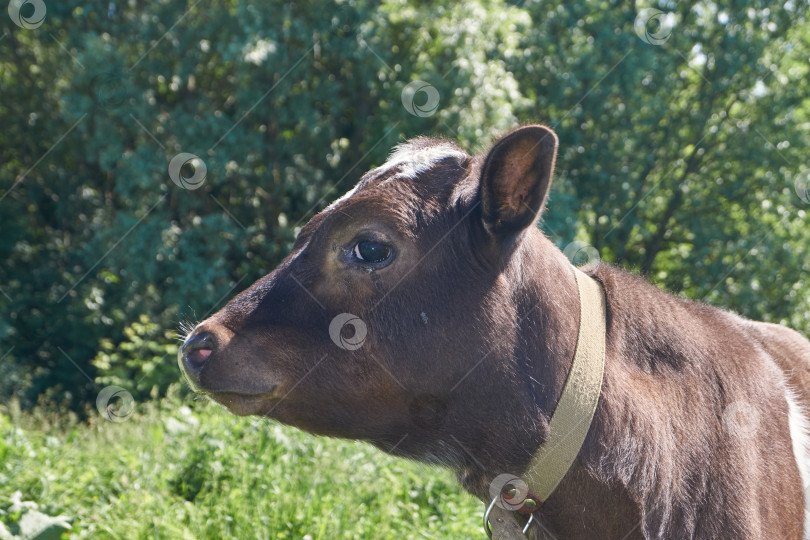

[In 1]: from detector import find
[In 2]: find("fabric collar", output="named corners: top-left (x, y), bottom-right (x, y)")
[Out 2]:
top-left (486, 267), bottom-right (607, 539)
top-left (521, 266), bottom-right (606, 505)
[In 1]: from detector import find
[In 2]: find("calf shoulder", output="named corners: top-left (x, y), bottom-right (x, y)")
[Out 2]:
top-left (574, 265), bottom-right (805, 539)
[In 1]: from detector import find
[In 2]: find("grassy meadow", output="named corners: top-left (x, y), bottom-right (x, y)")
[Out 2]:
top-left (0, 387), bottom-right (481, 539)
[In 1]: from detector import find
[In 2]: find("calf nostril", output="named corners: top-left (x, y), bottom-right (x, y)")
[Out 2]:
top-left (186, 347), bottom-right (212, 370)
top-left (181, 331), bottom-right (215, 373)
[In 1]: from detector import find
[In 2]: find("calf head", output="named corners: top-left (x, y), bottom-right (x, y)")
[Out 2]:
top-left (179, 126), bottom-right (570, 487)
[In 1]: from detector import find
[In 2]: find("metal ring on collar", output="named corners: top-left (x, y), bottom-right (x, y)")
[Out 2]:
top-left (483, 495), bottom-right (534, 538)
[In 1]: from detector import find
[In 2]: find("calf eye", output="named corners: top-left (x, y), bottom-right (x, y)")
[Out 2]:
top-left (353, 240), bottom-right (392, 264)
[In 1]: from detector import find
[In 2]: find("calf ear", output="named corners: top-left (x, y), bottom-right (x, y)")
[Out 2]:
top-left (479, 125), bottom-right (558, 235)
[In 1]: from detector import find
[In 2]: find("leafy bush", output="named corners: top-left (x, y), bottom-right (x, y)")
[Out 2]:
top-left (92, 314), bottom-right (183, 402)
top-left (0, 492), bottom-right (71, 540)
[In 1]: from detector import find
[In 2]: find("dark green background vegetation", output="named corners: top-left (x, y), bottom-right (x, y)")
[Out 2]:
top-left (4, 0), bottom-right (809, 411)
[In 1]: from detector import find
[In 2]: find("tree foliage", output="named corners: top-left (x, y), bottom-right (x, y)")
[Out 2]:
top-left (1, 0), bottom-right (808, 409)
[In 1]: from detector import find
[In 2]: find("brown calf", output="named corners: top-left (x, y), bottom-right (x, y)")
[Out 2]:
top-left (179, 125), bottom-right (810, 539)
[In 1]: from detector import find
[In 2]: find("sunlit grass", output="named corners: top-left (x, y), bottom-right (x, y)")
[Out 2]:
top-left (0, 388), bottom-right (481, 539)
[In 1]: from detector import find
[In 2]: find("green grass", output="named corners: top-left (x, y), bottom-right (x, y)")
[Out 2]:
top-left (0, 387), bottom-right (481, 539)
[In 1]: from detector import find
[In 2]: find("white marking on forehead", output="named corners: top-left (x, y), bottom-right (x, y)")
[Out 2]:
top-left (323, 183), bottom-right (360, 213)
top-left (376, 142), bottom-right (467, 180)
top-left (323, 141), bottom-right (467, 213)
